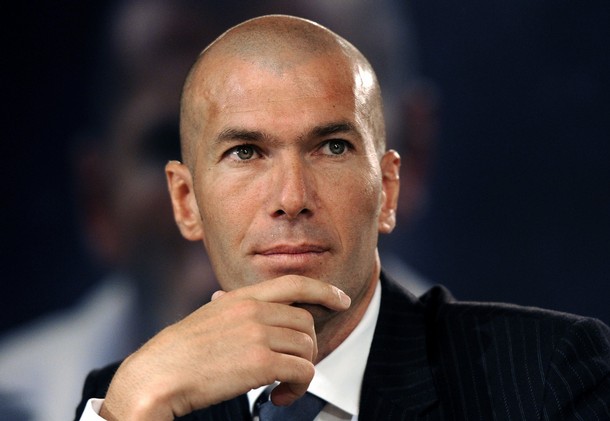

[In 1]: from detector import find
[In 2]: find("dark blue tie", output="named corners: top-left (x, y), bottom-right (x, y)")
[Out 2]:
top-left (254, 390), bottom-right (326, 421)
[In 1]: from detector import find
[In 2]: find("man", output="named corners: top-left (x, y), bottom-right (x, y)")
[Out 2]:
top-left (76, 15), bottom-right (610, 420)
top-left (2, 3), bottom-right (425, 421)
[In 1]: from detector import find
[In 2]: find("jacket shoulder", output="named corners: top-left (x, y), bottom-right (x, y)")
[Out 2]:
top-left (419, 285), bottom-right (610, 418)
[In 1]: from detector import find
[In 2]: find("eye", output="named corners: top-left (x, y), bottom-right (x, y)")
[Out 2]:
top-left (229, 144), bottom-right (259, 160)
top-left (321, 140), bottom-right (349, 155)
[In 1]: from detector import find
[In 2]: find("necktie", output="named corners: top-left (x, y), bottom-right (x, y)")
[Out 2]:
top-left (254, 390), bottom-right (326, 421)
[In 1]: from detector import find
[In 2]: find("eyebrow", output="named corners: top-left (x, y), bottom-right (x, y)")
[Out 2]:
top-left (310, 122), bottom-right (358, 138)
top-left (214, 121), bottom-right (359, 145)
top-left (215, 127), bottom-right (269, 143)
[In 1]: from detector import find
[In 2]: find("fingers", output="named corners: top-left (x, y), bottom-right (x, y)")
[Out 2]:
top-left (268, 355), bottom-right (315, 406)
top-left (99, 275), bottom-right (349, 416)
top-left (211, 275), bottom-right (348, 366)
top-left (266, 325), bottom-right (317, 361)
top-left (237, 275), bottom-right (351, 311)
top-left (226, 300), bottom-right (318, 362)
top-left (271, 382), bottom-right (310, 406)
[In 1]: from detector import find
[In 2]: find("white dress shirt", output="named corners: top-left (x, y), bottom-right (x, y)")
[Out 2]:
top-left (80, 281), bottom-right (381, 421)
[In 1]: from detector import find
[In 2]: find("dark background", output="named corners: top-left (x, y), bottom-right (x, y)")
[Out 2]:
top-left (2, 2), bottom-right (108, 332)
top-left (2, 0), bottom-right (609, 334)
top-left (400, 0), bottom-right (610, 322)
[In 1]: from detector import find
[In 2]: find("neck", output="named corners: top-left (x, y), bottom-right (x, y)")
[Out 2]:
top-left (314, 253), bottom-right (380, 363)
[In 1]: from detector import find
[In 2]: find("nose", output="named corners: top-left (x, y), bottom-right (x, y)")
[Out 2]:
top-left (270, 155), bottom-right (314, 219)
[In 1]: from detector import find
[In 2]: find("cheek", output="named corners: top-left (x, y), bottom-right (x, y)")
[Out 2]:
top-left (325, 165), bottom-right (382, 231)
top-left (197, 176), bottom-right (260, 260)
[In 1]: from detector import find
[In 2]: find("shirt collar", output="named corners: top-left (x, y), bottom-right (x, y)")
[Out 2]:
top-left (247, 279), bottom-right (381, 416)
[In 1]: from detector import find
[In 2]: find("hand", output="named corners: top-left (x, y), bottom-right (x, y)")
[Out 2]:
top-left (99, 275), bottom-right (351, 420)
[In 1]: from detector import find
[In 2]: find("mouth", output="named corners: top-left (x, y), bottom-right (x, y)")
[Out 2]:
top-left (259, 244), bottom-right (328, 255)
top-left (253, 244), bottom-right (330, 273)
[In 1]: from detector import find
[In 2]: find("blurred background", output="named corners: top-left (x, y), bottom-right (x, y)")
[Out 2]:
top-left (2, 0), bottom-right (609, 420)
top-left (396, 0), bottom-right (610, 319)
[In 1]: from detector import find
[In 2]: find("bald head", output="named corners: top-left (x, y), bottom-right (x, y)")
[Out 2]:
top-left (179, 15), bottom-right (385, 168)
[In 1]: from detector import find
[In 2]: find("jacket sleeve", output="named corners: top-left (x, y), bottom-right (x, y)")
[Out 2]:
top-left (73, 362), bottom-right (121, 421)
top-left (541, 317), bottom-right (610, 420)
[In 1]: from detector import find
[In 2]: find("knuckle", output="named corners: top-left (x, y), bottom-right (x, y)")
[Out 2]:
top-left (297, 360), bottom-right (315, 382)
top-left (248, 349), bottom-right (278, 386)
top-left (295, 332), bottom-right (315, 354)
top-left (246, 324), bottom-right (268, 344)
top-left (232, 298), bottom-right (260, 319)
top-left (249, 347), bottom-right (274, 371)
top-left (295, 307), bottom-right (315, 329)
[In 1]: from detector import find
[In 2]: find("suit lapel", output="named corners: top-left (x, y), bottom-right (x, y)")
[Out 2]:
top-left (359, 272), bottom-right (439, 420)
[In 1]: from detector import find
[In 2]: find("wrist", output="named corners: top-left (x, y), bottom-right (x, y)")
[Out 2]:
top-left (101, 355), bottom-right (178, 421)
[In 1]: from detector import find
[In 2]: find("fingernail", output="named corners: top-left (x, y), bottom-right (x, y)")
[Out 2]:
top-left (337, 288), bottom-right (351, 307)
top-left (211, 290), bottom-right (226, 301)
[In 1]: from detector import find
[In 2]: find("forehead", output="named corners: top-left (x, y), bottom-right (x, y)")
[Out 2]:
top-left (198, 53), bottom-right (360, 131)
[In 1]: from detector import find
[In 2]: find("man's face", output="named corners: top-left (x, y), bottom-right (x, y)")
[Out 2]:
top-left (182, 53), bottom-right (396, 312)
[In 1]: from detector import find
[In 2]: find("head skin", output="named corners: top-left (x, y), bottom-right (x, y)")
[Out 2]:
top-left (180, 14), bottom-right (386, 172)
top-left (166, 15), bottom-right (400, 357)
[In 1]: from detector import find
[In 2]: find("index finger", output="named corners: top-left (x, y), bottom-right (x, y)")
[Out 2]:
top-left (242, 275), bottom-right (351, 311)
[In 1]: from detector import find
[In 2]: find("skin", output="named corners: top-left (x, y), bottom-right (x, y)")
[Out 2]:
top-left (100, 15), bottom-right (400, 420)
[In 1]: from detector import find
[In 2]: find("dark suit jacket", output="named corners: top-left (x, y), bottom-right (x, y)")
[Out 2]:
top-left (75, 273), bottom-right (610, 420)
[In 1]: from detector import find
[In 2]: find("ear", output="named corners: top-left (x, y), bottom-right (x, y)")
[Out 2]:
top-left (165, 161), bottom-right (204, 241)
top-left (378, 150), bottom-right (401, 234)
